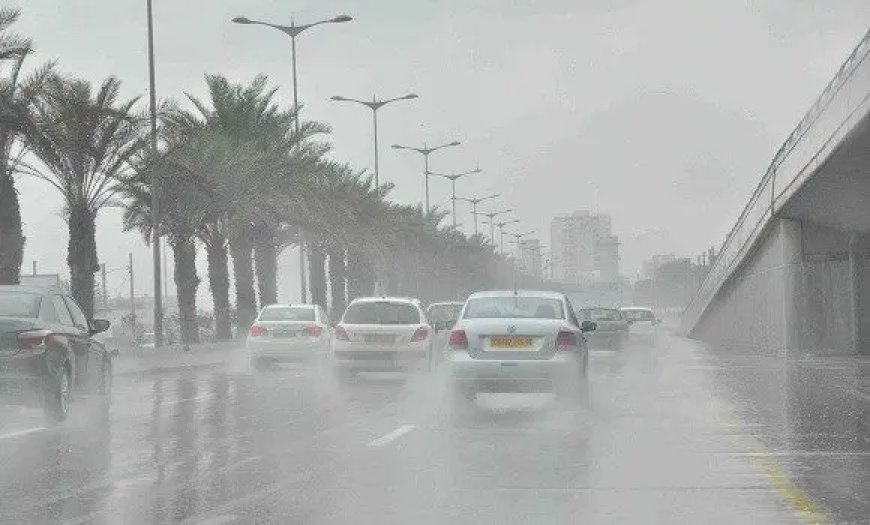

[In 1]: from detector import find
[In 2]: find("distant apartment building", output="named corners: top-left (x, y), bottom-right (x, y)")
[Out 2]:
top-left (641, 253), bottom-right (676, 280)
top-left (518, 238), bottom-right (543, 278)
top-left (549, 210), bottom-right (620, 283)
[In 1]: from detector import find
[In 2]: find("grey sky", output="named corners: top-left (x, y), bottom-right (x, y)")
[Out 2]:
top-left (9, 0), bottom-right (870, 304)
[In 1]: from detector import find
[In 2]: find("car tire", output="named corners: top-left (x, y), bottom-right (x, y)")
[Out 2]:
top-left (44, 368), bottom-right (71, 424)
top-left (555, 376), bottom-right (589, 409)
top-left (450, 383), bottom-right (476, 416)
top-left (332, 365), bottom-right (354, 383)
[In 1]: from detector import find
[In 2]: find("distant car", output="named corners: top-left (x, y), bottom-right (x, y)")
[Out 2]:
top-left (445, 290), bottom-right (594, 410)
top-left (331, 297), bottom-right (432, 375)
top-left (0, 285), bottom-right (113, 423)
top-left (427, 301), bottom-right (464, 363)
top-left (247, 304), bottom-right (331, 367)
top-left (427, 301), bottom-right (464, 332)
top-left (576, 307), bottom-right (629, 349)
top-left (620, 306), bottom-right (660, 343)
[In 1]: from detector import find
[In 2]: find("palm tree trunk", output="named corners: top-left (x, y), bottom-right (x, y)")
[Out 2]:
top-left (308, 241), bottom-right (327, 310)
top-left (229, 231), bottom-right (256, 337)
top-left (346, 250), bottom-right (375, 301)
top-left (0, 135), bottom-right (25, 285)
top-left (67, 202), bottom-right (98, 318)
top-left (328, 246), bottom-right (346, 321)
top-left (172, 236), bottom-right (200, 344)
top-left (205, 237), bottom-right (232, 341)
top-left (254, 225), bottom-right (278, 307)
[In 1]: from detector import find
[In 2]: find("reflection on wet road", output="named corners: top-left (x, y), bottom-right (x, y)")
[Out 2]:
top-left (0, 336), bottom-right (866, 524)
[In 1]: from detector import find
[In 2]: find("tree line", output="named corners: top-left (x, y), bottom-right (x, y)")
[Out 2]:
top-left (0, 8), bottom-right (527, 342)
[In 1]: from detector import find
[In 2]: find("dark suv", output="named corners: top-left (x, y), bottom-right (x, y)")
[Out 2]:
top-left (0, 285), bottom-right (113, 423)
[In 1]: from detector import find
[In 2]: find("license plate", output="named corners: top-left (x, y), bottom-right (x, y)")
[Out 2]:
top-left (489, 336), bottom-right (533, 348)
top-left (364, 334), bottom-right (394, 344)
top-left (271, 331), bottom-right (297, 339)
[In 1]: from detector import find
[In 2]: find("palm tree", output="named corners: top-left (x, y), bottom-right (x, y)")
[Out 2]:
top-left (120, 131), bottom-right (228, 344)
top-left (0, 8), bottom-right (53, 284)
top-left (25, 76), bottom-right (145, 317)
top-left (180, 74), bottom-right (328, 335)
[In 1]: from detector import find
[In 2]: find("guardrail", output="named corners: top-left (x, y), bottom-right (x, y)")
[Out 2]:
top-left (683, 27), bottom-right (870, 333)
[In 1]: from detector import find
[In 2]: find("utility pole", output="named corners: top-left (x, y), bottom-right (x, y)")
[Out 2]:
top-left (101, 263), bottom-right (107, 309)
top-left (163, 237), bottom-right (168, 298)
top-left (31, 261), bottom-right (36, 275)
top-left (146, 0), bottom-right (163, 347)
top-left (129, 253), bottom-right (136, 344)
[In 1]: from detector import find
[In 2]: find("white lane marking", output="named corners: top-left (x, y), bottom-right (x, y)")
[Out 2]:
top-left (367, 424), bottom-right (417, 447)
top-left (0, 426), bottom-right (46, 440)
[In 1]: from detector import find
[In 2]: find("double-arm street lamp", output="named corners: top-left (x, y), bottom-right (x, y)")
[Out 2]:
top-left (331, 93), bottom-right (419, 189)
top-left (232, 12), bottom-right (352, 304)
top-left (391, 141), bottom-right (461, 213)
top-left (476, 208), bottom-right (512, 244)
top-left (427, 168), bottom-right (482, 228)
top-left (454, 193), bottom-right (499, 236)
top-left (509, 230), bottom-right (535, 259)
top-left (491, 218), bottom-right (520, 254)
top-left (146, 0), bottom-right (163, 346)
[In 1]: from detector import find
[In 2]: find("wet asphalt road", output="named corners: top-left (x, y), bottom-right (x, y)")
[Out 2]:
top-left (0, 335), bottom-right (867, 524)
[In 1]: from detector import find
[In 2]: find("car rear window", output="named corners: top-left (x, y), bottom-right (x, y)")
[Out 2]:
top-left (343, 302), bottom-right (420, 325)
top-left (428, 304), bottom-right (463, 321)
top-left (463, 297), bottom-right (564, 319)
top-left (0, 291), bottom-right (42, 318)
top-left (622, 309), bottom-right (655, 322)
top-left (259, 307), bottom-right (315, 322)
top-left (578, 308), bottom-right (624, 322)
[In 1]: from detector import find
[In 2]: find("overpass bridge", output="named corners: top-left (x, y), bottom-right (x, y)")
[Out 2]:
top-left (683, 28), bottom-right (870, 355)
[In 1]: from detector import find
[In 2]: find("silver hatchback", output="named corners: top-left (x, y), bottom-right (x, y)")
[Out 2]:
top-left (445, 290), bottom-right (595, 409)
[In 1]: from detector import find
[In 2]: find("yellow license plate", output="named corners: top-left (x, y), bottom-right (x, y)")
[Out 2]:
top-left (489, 336), bottom-right (533, 348)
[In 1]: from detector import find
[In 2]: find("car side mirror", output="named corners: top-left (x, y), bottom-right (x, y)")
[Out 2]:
top-left (581, 320), bottom-right (596, 333)
top-left (89, 319), bottom-right (110, 335)
top-left (626, 319), bottom-right (634, 325)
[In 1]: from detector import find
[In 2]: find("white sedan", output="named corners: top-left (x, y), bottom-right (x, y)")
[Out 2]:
top-left (620, 306), bottom-right (661, 343)
top-left (445, 290), bottom-right (594, 410)
top-left (331, 297), bottom-right (432, 375)
top-left (246, 304), bottom-right (331, 367)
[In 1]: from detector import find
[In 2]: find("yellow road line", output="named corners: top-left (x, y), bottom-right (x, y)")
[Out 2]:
top-left (723, 420), bottom-right (828, 525)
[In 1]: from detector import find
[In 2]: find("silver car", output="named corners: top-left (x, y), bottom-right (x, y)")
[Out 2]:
top-left (247, 304), bottom-right (331, 367)
top-left (445, 290), bottom-right (595, 409)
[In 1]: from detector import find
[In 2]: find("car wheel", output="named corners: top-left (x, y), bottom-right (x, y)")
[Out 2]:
top-left (450, 383), bottom-right (476, 413)
top-left (44, 368), bottom-right (71, 424)
top-left (555, 377), bottom-right (589, 409)
top-left (332, 365), bottom-right (354, 382)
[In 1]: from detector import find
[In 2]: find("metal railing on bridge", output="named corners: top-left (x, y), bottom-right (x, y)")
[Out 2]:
top-left (683, 27), bottom-right (870, 333)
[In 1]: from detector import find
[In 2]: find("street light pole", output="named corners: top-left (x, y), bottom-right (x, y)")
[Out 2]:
top-left (391, 141), bottom-right (461, 213)
top-left (427, 168), bottom-right (482, 228)
top-left (454, 193), bottom-right (499, 236)
top-left (482, 209), bottom-right (512, 244)
top-left (331, 93), bottom-right (419, 188)
top-left (232, 13), bottom-right (352, 305)
top-left (494, 219), bottom-right (520, 255)
top-left (146, 0), bottom-right (163, 347)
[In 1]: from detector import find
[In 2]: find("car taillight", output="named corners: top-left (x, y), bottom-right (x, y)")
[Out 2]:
top-left (249, 325), bottom-right (267, 337)
top-left (335, 325), bottom-right (350, 341)
top-left (18, 330), bottom-right (53, 350)
top-left (448, 329), bottom-right (468, 349)
top-left (410, 326), bottom-right (429, 342)
top-left (303, 325), bottom-right (323, 337)
top-left (556, 330), bottom-right (577, 348)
